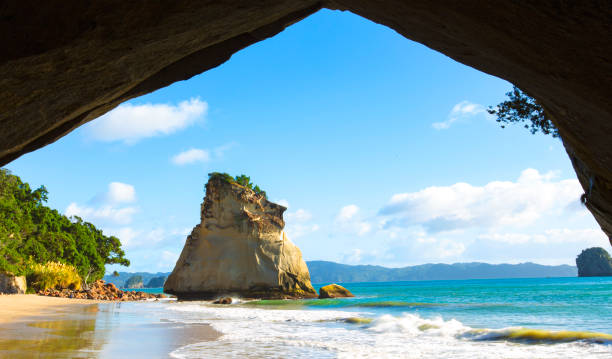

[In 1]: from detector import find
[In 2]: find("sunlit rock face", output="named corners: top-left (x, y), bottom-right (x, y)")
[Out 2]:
top-left (164, 174), bottom-right (316, 300)
top-left (1, 1), bottom-right (612, 243)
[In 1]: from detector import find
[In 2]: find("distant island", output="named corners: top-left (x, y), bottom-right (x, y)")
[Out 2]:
top-left (105, 260), bottom-right (577, 287)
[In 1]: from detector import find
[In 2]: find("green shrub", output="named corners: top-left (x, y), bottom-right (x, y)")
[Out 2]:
top-left (27, 261), bottom-right (82, 291)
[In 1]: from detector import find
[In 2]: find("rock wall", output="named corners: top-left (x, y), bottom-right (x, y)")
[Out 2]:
top-left (164, 174), bottom-right (316, 299)
top-left (2, 2), bottom-right (612, 243)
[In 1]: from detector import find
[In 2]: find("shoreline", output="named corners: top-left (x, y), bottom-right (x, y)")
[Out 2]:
top-left (0, 294), bottom-right (221, 358)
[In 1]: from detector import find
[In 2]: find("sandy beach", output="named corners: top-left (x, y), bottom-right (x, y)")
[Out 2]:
top-left (0, 295), bottom-right (220, 358)
top-left (0, 294), bottom-right (102, 323)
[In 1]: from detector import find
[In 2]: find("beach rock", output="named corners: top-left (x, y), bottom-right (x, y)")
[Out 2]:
top-left (0, 273), bottom-right (26, 294)
top-left (164, 173), bottom-right (317, 300)
top-left (318, 284), bottom-right (354, 299)
top-left (576, 247), bottom-right (612, 277)
top-left (213, 297), bottom-right (233, 305)
top-left (37, 279), bottom-right (164, 301)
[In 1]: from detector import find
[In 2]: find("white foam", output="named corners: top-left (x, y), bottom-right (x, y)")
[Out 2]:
top-left (163, 302), bottom-right (612, 359)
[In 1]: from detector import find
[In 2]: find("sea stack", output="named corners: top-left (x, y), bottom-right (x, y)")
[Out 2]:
top-left (576, 247), bottom-right (612, 277)
top-left (164, 173), bottom-right (317, 300)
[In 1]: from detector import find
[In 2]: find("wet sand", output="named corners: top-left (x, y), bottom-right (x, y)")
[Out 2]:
top-left (0, 295), bottom-right (220, 358)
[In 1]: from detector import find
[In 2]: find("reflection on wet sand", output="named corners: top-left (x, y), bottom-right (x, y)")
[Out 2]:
top-left (0, 304), bottom-right (104, 358)
top-left (0, 302), bottom-right (219, 358)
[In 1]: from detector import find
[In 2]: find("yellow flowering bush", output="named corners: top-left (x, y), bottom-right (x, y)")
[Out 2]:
top-left (27, 261), bottom-right (82, 291)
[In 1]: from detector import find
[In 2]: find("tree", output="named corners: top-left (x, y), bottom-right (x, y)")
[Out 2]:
top-left (234, 174), bottom-right (253, 189)
top-left (112, 271), bottom-right (119, 277)
top-left (488, 86), bottom-right (559, 138)
top-left (0, 168), bottom-right (130, 282)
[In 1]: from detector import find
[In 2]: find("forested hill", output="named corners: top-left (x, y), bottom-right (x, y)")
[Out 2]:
top-left (110, 261), bottom-right (577, 288)
top-left (0, 169), bottom-right (129, 283)
top-left (306, 261), bottom-right (577, 283)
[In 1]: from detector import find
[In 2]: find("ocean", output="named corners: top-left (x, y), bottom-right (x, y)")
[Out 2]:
top-left (141, 277), bottom-right (612, 358)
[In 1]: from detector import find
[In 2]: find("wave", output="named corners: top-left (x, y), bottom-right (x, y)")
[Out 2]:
top-left (466, 328), bottom-right (612, 344)
top-left (165, 302), bottom-right (612, 359)
top-left (366, 313), bottom-right (612, 345)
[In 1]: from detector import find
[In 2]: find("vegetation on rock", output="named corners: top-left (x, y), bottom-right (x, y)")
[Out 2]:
top-left (488, 86), bottom-right (559, 137)
top-left (208, 172), bottom-right (267, 199)
top-left (0, 168), bottom-right (130, 286)
top-left (576, 247), bottom-right (612, 277)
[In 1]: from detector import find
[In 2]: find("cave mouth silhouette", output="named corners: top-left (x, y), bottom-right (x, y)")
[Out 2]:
top-left (1, 2), bottom-right (611, 242)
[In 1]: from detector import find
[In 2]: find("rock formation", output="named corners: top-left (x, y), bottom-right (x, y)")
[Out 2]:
top-left (318, 284), bottom-right (354, 299)
top-left (38, 280), bottom-right (165, 301)
top-left (164, 174), bottom-right (317, 300)
top-left (0, 273), bottom-right (26, 294)
top-left (2, 2), bottom-right (612, 244)
top-left (576, 247), bottom-right (612, 277)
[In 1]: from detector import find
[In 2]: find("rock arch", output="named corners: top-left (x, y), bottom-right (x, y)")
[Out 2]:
top-left (1, 1), bottom-right (611, 239)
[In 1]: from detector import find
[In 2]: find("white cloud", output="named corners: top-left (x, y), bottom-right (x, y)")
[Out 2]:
top-left (276, 199), bottom-right (290, 208)
top-left (171, 142), bottom-right (237, 166)
top-left (87, 97), bottom-right (207, 144)
top-left (285, 209), bottom-right (312, 222)
top-left (65, 182), bottom-right (138, 225)
top-left (66, 202), bottom-right (137, 225)
top-left (336, 205), bottom-right (360, 222)
top-left (284, 208), bottom-right (318, 239)
top-left (335, 204), bottom-right (372, 237)
top-left (160, 250), bottom-right (180, 269)
top-left (171, 148), bottom-right (210, 165)
top-left (478, 228), bottom-right (605, 246)
top-left (106, 182), bottom-right (136, 204)
top-left (107, 227), bottom-right (140, 247)
top-left (432, 100), bottom-right (491, 130)
top-left (380, 168), bottom-right (584, 232)
top-left (213, 142), bottom-right (238, 159)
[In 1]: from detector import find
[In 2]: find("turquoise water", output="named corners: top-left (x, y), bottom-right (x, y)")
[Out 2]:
top-left (105, 278), bottom-right (612, 357)
top-left (124, 287), bottom-right (164, 295)
top-left (164, 276), bottom-right (612, 358)
top-left (300, 277), bottom-right (612, 333)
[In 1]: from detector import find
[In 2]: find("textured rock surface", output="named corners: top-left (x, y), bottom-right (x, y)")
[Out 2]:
top-left (37, 280), bottom-right (165, 301)
top-left (0, 273), bottom-right (26, 294)
top-left (1, 2), bottom-right (612, 243)
top-left (576, 247), bottom-right (612, 277)
top-left (164, 174), bottom-right (316, 299)
top-left (318, 284), bottom-right (354, 299)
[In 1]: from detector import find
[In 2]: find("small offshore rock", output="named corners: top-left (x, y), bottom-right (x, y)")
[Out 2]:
top-left (318, 284), bottom-right (354, 299)
top-left (576, 247), bottom-right (612, 276)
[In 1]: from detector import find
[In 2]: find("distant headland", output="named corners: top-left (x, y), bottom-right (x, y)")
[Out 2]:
top-left (105, 260), bottom-right (577, 287)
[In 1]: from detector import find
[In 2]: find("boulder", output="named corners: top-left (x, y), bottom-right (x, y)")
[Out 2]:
top-left (213, 297), bottom-right (233, 305)
top-left (164, 173), bottom-right (317, 300)
top-left (576, 247), bottom-right (612, 277)
top-left (0, 273), bottom-right (26, 294)
top-left (318, 284), bottom-right (354, 299)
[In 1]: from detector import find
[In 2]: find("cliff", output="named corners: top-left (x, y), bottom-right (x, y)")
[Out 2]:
top-left (576, 247), bottom-right (612, 277)
top-left (164, 174), bottom-right (316, 299)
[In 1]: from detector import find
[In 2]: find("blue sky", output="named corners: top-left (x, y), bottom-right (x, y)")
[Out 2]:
top-left (6, 10), bottom-right (606, 272)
